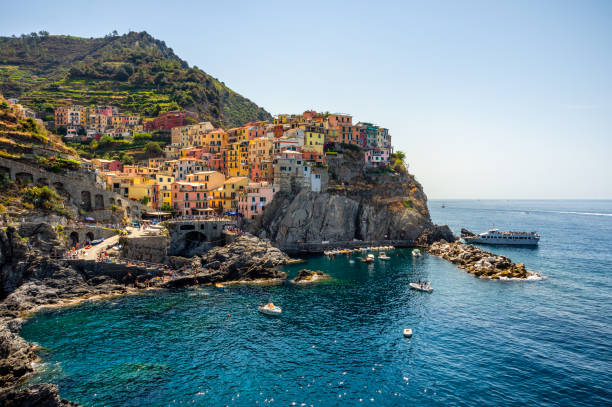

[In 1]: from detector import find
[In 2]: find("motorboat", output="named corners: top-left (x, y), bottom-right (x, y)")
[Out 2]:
top-left (362, 254), bottom-right (375, 263)
top-left (403, 328), bottom-right (413, 338)
top-left (412, 249), bottom-right (422, 257)
top-left (258, 303), bottom-right (282, 315)
top-left (461, 228), bottom-right (539, 246)
top-left (378, 253), bottom-right (390, 260)
top-left (214, 283), bottom-right (226, 291)
top-left (410, 282), bottom-right (433, 293)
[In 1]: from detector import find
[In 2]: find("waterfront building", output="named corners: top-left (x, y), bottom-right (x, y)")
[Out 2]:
top-left (237, 182), bottom-right (278, 219)
top-left (171, 181), bottom-right (210, 216)
top-left (220, 176), bottom-right (249, 210)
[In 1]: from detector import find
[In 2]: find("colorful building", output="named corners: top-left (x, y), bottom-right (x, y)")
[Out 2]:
top-left (185, 171), bottom-right (225, 190)
top-left (237, 182), bottom-right (278, 219)
top-left (365, 148), bottom-right (391, 167)
top-left (171, 182), bottom-right (210, 216)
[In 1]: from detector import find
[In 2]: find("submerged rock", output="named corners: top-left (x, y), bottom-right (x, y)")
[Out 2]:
top-left (291, 269), bottom-right (331, 284)
top-left (428, 241), bottom-right (540, 280)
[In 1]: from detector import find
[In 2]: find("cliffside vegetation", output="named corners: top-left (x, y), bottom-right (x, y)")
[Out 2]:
top-left (0, 31), bottom-right (271, 127)
top-left (0, 94), bottom-right (76, 158)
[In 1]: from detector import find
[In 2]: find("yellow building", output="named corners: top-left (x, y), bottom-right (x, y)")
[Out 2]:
top-left (156, 173), bottom-right (175, 208)
top-left (185, 171), bottom-right (225, 190)
top-left (202, 129), bottom-right (227, 153)
top-left (128, 180), bottom-right (156, 208)
top-left (304, 124), bottom-right (325, 154)
top-left (220, 177), bottom-right (249, 210)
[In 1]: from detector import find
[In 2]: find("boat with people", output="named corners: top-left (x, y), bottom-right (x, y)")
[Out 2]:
top-left (403, 328), bottom-right (413, 338)
top-left (258, 302), bottom-right (282, 316)
top-left (362, 254), bottom-right (375, 263)
top-left (410, 282), bottom-right (433, 293)
top-left (378, 253), bottom-right (390, 260)
top-left (412, 248), bottom-right (422, 257)
top-left (461, 228), bottom-right (540, 246)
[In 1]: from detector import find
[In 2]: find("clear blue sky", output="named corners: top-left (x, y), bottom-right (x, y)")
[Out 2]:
top-left (2, 0), bottom-right (611, 199)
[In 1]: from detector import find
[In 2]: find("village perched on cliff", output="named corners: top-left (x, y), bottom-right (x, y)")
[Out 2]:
top-left (49, 104), bottom-right (395, 218)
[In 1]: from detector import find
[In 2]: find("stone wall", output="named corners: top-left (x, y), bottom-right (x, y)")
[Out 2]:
top-left (0, 157), bottom-right (148, 221)
top-left (120, 235), bottom-right (169, 263)
top-left (63, 225), bottom-right (118, 246)
top-left (167, 219), bottom-right (236, 256)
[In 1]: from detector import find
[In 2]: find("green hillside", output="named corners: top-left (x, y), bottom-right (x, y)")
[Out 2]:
top-left (0, 31), bottom-right (271, 128)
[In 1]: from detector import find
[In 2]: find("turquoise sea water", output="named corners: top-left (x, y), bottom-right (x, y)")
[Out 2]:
top-left (21, 200), bottom-right (612, 406)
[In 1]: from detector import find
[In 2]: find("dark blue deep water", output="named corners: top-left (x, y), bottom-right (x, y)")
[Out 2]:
top-left (21, 200), bottom-right (612, 406)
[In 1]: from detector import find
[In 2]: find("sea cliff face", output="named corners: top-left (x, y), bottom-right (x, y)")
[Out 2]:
top-left (251, 149), bottom-right (454, 245)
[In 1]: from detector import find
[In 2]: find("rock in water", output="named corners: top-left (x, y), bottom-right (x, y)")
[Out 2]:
top-left (0, 383), bottom-right (77, 407)
top-left (199, 234), bottom-right (289, 282)
top-left (291, 269), bottom-right (331, 284)
top-left (428, 241), bottom-right (540, 280)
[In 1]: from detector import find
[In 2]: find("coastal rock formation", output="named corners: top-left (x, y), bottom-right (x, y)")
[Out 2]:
top-left (251, 148), bottom-right (455, 246)
top-left (291, 269), bottom-right (331, 284)
top-left (428, 241), bottom-right (540, 280)
top-left (199, 234), bottom-right (289, 282)
top-left (0, 383), bottom-right (76, 406)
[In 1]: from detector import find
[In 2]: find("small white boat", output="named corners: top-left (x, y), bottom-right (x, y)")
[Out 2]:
top-left (412, 249), bottom-right (422, 257)
top-left (409, 282), bottom-right (433, 293)
top-left (362, 254), bottom-right (375, 263)
top-left (378, 253), bottom-right (390, 260)
top-left (403, 328), bottom-right (413, 338)
top-left (258, 303), bottom-right (282, 315)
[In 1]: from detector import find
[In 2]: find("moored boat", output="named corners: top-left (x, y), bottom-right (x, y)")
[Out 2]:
top-left (410, 282), bottom-right (433, 293)
top-left (215, 283), bottom-right (226, 291)
top-left (362, 254), bottom-right (375, 263)
top-left (379, 253), bottom-right (390, 260)
top-left (412, 248), bottom-right (422, 257)
top-left (461, 228), bottom-right (540, 246)
top-left (258, 302), bottom-right (282, 315)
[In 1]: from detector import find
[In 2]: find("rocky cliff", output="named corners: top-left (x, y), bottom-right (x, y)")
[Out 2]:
top-left (251, 148), bottom-right (454, 245)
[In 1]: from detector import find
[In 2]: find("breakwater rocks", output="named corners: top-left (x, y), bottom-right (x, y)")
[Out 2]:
top-left (291, 269), bottom-right (331, 284)
top-left (428, 241), bottom-right (541, 280)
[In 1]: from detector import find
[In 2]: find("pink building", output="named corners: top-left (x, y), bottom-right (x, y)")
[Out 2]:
top-left (172, 182), bottom-right (210, 216)
top-left (364, 148), bottom-right (391, 167)
top-left (237, 182), bottom-right (278, 220)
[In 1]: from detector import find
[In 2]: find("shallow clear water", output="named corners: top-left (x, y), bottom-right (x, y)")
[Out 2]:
top-left (21, 200), bottom-right (612, 406)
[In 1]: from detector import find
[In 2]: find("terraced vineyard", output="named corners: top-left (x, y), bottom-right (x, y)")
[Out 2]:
top-left (0, 32), bottom-right (271, 128)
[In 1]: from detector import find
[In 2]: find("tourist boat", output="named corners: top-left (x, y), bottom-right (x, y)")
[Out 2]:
top-left (461, 229), bottom-right (540, 246)
top-left (412, 249), bottom-right (422, 257)
top-left (258, 303), bottom-right (282, 316)
top-left (403, 328), bottom-right (413, 338)
top-left (378, 253), bottom-right (390, 260)
top-left (410, 282), bottom-right (433, 293)
top-left (362, 254), bottom-right (375, 263)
